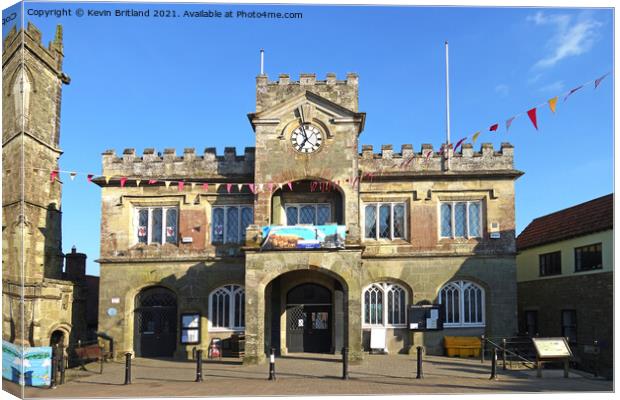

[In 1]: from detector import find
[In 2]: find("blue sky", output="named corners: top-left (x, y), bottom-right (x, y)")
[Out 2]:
top-left (2, 2), bottom-right (614, 276)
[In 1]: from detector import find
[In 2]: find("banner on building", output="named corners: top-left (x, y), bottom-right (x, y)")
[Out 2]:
top-left (261, 225), bottom-right (346, 250)
top-left (2, 341), bottom-right (52, 387)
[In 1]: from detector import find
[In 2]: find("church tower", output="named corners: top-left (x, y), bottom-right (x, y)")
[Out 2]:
top-left (2, 22), bottom-right (72, 345)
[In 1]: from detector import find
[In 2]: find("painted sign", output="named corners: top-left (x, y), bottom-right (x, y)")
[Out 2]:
top-left (532, 337), bottom-right (573, 359)
top-left (2, 341), bottom-right (52, 387)
top-left (261, 225), bottom-right (346, 250)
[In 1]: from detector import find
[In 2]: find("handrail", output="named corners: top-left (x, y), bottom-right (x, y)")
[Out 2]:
top-left (482, 336), bottom-right (536, 368)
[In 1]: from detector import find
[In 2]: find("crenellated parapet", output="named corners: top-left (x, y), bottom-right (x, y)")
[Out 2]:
top-left (2, 23), bottom-right (67, 76)
top-left (359, 142), bottom-right (515, 174)
top-left (256, 72), bottom-right (359, 112)
top-left (101, 147), bottom-right (255, 179)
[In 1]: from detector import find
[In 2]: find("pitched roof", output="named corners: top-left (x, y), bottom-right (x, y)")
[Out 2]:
top-left (517, 194), bottom-right (614, 251)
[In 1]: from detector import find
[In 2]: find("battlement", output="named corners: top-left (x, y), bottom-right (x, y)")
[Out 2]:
top-left (359, 142), bottom-right (515, 173)
top-left (256, 73), bottom-right (359, 112)
top-left (101, 147), bottom-right (255, 179)
top-left (2, 23), bottom-right (65, 72)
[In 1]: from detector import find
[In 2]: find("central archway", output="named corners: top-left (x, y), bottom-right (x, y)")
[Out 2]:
top-left (134, 286), bottom-right (177, 358)
top-left (286, 283), bottom-right (332, 353)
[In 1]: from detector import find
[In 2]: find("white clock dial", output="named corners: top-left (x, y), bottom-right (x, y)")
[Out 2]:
top-left (291, 124), bottom-right (323, 153)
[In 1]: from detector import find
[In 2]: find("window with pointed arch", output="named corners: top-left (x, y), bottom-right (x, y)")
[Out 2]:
top-left (439, 281), bottom-right (485, 327)
top-left (362, 282), bottom-right (407, 328)
top-left (208, 285), bottom-right (245, 331)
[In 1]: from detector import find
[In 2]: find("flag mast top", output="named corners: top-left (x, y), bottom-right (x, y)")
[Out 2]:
top-left (445, 41), bottom-right (451, 170)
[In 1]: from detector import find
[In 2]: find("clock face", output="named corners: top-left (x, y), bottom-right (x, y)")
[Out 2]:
top-left (291, 124), bottom-right (323, 153)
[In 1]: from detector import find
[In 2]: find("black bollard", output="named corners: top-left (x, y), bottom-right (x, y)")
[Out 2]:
top-left (416, 346), bottom-right (424, 379)
top-left (59, 345), bottom-right (66, 385)
top-left (124, 352), bottom-right (132, 385)
top-left (502, 338), bottom-right (507, 370)
top-left (480, 335), bottom-right (485, 363)
top-left (342, 347), bottom-right (349, 380)
top-left (489, 348), bottom-right (498, 380)
top-left (593, 340), bottom-right (599, 378)
top-left (195, 349), bottom-right (203, 382)
top-left (268, 347), bottom-right (276, 381)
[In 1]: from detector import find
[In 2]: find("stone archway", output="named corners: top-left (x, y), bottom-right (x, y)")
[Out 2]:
top-left (133, 286), bottom-right (178, 358)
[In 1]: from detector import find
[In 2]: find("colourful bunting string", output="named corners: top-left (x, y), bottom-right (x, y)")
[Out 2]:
top-left (202, 183), bottom-right (209, 191)
top-left (136, 179), bottom-right (141, 187)
top-left (287, 182), bottom-right (293, 191)
top-left (105, 176), bottom-right (111, 184)
top-left (50, 170), bottom-right (58, 182)
top-left (148, 179), bottom-right (157, 185)
top-left (87, 174), bottom-right (94, 183)
top-left (237, 184), bottom-right (243, 192)
top-left (527, 108), bottom-right (538, 130)
top-left (164, 181), bottom-right (171, 188)
top-left (564, 85), bottom-right (583, 102)
top-left (594, 73), bottom-right (609, 89)
top-left (69, 172), bottom-right (77, 181)
top-left (505, 117), bottom-right (515, 132)
top-left (178, 181), bottom-right (184, 191)
top-left (472, 131), bottom-right (481, 144)
top-left (226, 183), bottom-right (232, 193)
top-left (120, 177), bottom-right (127, 187)
top-left (454, 137), bottom-right (467, 151)
top-left (489, 124), bottom-right (498, 132)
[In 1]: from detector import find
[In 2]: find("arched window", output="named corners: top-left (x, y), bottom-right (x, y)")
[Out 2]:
top-left (13, 68), bottom-right (31, 123)
top-left (439, 281), bottom-right (485, 327)
top-left (363, 282), bottom-right (407, 327)
top-left (209, 285), bottom-right (245, 330)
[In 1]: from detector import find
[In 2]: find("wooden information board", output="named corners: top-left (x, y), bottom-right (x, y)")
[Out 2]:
top-left (532, 337), bottom-right (573, 359)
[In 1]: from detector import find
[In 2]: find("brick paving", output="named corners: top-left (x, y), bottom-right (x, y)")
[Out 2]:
top-left (2, 353), bottom-right (612, 398)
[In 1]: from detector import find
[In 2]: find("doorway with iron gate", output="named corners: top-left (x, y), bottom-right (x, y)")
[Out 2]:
top-left (134, 286), bottom-right (177, 358)
top-left (286, 283), bottom-right (333, 353)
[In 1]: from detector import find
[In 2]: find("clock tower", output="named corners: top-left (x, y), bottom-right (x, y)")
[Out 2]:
top-left (248, 72), bottom-right (366, 242)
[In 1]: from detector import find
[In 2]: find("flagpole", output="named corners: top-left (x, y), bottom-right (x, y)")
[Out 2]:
top-left (445, 41), bottom-right (451, 170)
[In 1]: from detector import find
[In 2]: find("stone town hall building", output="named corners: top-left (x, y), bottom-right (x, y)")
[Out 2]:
top-left (95, 66), bottom-right (523, 362)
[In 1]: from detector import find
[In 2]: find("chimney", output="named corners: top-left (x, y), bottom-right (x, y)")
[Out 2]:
top-left (65, 246), bottom-right (87, 282)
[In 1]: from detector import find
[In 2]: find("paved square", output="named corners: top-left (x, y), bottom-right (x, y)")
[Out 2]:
top-left (3, 354), bottom-right (612, 398)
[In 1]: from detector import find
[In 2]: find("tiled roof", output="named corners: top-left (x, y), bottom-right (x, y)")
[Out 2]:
top-left (517, 194), bottom-right (613, 251)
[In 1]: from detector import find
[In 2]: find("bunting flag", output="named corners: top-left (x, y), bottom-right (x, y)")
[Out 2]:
top-left (50, 170), bottom-right (58, 182)
top-left (454, 137), bottom-right (467, 151)
top-left (287, 182), bottom-right (293, 191)
top-left (548, 97), bottom-right (558, 113)
top-left (237, 183), bottom-right (243, 192)
top-left (226, 183), bottom-right (232, 193)
top-left (120, 177), bottom-right (127, 187)
top-left (258, 183), bottom-right (264, 192)
top-left (472, 131), bottom-right (481, 144)
top-left (424, 150), bottom-right (432, 161)
top-left (69, 172), bottom-right (77, 181)
top-left (148, 179), bottom-right (157, 185)
top-left (564, 85), bottom-right (583, 102)
top-left (249, 184), bottom-right (255, 194)
top-left (215, 184), bottom-right (220, 191)
top-left (190, 182), bottom-right (196, 190)
top-left (178, 181), bottom-right (184, 191)
top-left (505, 117), bottom-right (515, 132)
top-left (268, 183), bottom-right (274, 192)
top-left (87, 174), bottom-right (94, 183)
top-left (164, 181), bottom-right (171, 188)
top-left (594, 73), bottom-right (609, 89)
top-left (202, 183), bottom-right (209, 191)
top-left (489, 124), bottom-right (498, 132)
top-left (136, 179), bottom-right (141, 187)
top-left (105, 176), bottom-right (111, 184)
top-left (527, 108), bottom-right (538, 130)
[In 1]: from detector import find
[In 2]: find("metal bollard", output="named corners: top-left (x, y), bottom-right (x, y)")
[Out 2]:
top-left (124, 352), bottom-right (132, 385)
top-left (416, 346), bottom-right (424, 379)
top-left (593, 340), bottom-right (599, 378)
top-left (480, 335), bottom-right (485, 363)
top-left (59, 345), bottom-right (66, 385)
top-left (342, 347), bottom-right (349, 380)
top-left (195, 349), bottom-right (203, 382)
top-left (502, 338), bottom-right (507, 370)
top-left (489, 348), bottom-right (498, 380)
top-left (268, 347), bottom-right (276, 381)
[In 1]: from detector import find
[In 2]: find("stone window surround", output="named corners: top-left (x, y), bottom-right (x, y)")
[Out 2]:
top-left (439, 280), bottom-right (486, 328)
top-left (361, 282), bottom-right (408, 329)
top-left (208, 284), bottom-right (245, 332)
top-left (284, 202), bottom-right (332, 225)
top-left (132, 202), bottom-right (180, 245)
top-left (437, 197), bottom-right (485, 240)
top-left (211, 205), bottom-right (254, 245)
top-left (361, 197), bottom-right (409, 242)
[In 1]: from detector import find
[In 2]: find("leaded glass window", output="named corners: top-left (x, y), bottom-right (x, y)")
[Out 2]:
top-left (212, 206), bottom-right (254, 244)
top-left (284, 203), bottom-right (331, 225)
top-left (439, 281), bottom-right (485, 327)
top-left (440, 201), bottom-right (483, 238)
top-left (364, 203), bottom-right (407, 240)
top-left (363, 282), bottom-right (408, 327)
top-left (209, 285), bottom-right (245, 330)
top-left (135, 206), bottom-right (178, 245)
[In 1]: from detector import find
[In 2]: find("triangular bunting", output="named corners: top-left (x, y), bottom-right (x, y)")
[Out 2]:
top-left (120, 177), bottom-right (127, 188)
top-left (178, 181), bottom-right (184, 191)
top-left (564, 85), bottom-right (583, 102)
top-left (164, 181), bottom-right (171, 188)
top-left (50, 170), bottom-right (58, 182)
top-left (472, 132), bottom-right (481, 144)
top-left (268, 183), bottom-right (274, 192)
top-left (527, 108), bottom-right (538, 130)
top-left (594, 73), bottom-right (609, 89)
top-left (69, 172), bottom-right (77, 181)
top-left (548, 97), bottom-right (558, 113)
top-left (287, 182), bottom-right (293, 191)
top-left (489, 124), bottom-right (498, 132)
top-left (202, 183), bottom-right (209, 191)
top-left (105, 176), bottom-right (111, 184)
top-left (226, 183), bottom-right (232, 193)
top-left (258, 183), bottom-right (264, 192)
top-left (506, 117), bottom-right (515, 132)
top-left (237, 184), bottom-right (243, 192)
top-left (87, 174), bottom-right (94, 183)
top-left (136, 179), bottom-right (141, 187)
top-left (454, 137), bottom-right (467, 151)
top-left (148, 179), bottom-right (157, 185)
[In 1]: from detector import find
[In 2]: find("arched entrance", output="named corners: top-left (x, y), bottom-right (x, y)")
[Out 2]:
top-left (134, 286), bottom-right (177, 357)
top-left (286, 283), bottom-right (332, 353)
top-left (49, 330), bottom-right (65, 347)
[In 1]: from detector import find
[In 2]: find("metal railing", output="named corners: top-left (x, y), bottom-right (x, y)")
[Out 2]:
top-left (480, 335), bottom-right (537, 370)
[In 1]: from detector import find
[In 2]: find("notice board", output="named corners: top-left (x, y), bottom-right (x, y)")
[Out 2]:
top-left (408, 305), bottom-right (444, 331)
